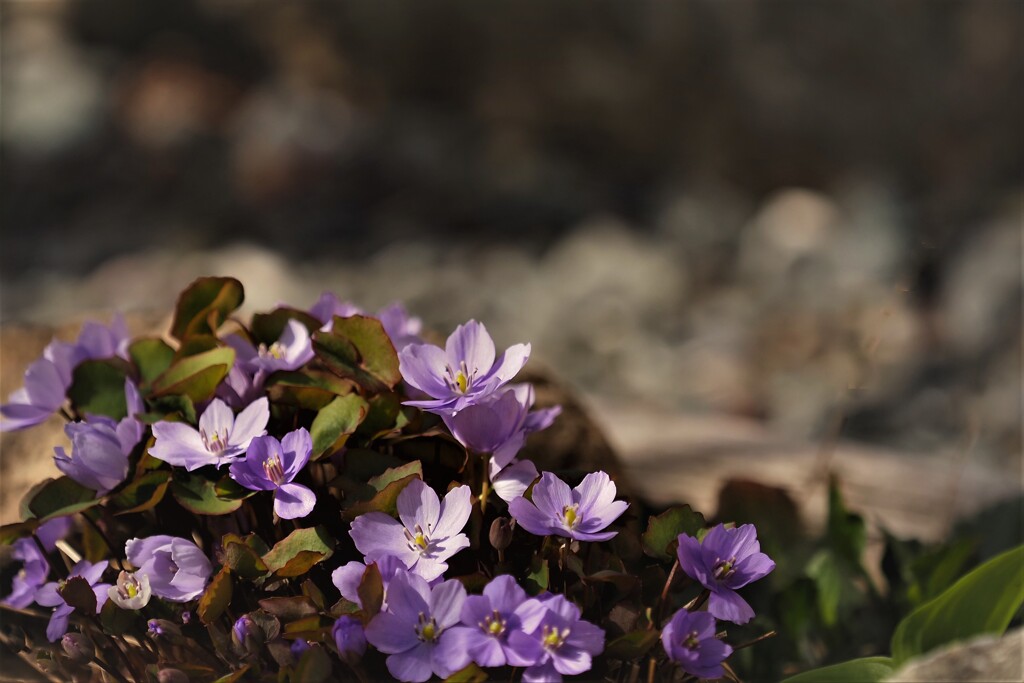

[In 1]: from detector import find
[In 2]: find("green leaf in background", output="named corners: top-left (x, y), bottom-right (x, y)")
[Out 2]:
top-left (890, 544), bottom-right (1024, 665)
top-left (604, 630), bottom-right (661, 660)
top-left (224, 540), bottom-right (270, 580)
top-left (26, 477), bottom-right (100, 521)
top-left (780, 657), bottom-right (895, 683)
top-left (198, 567), bottom-right (234, 625)
top-left (170, 276), bottom-right (244, 340)
top-left (262, 526), bottom-right (335, 577)
top-left (826, 476), bottom-right (866, 565)
top-left (341, 474), bottom-right (418, 519)
top-left (0, 520), bottom-right (39, 545)
top-left (313, 315), bottom-right (401, 393)
top-left (257, 596), bottom-right (318, 621)
top-left (171, 471), bottom-right (243, 516)
top-left (641, 505), bottom-right (705, 560)
top-left (151, 347), bottom-right (235, 403)
top-left (68, 359), bottom-right (130, 420)
top-left (367, 461), bottom-right (423, 492)
top-left (524, 556), bottom-right (549, 594)
top-left (250, 307), bottom-right (321, 345)
top-left (356, 392), bottom-right (404, 437)
top-left (265, 370), bottom-right (356, 411)
top-left (310, 393), bottom-right (368, 458)
top-left (806, 550), bottom-right (844, 626)
top-left (111, 470), bottom-right (171, 515)
top-left (443, 664), bottom-right (488, 683)
top-left (129, 338), bottom-right (175, 386)
top-left (145, 394), bottom-right (198, 424)
top-left (293, 646), bottom-right (333, 683)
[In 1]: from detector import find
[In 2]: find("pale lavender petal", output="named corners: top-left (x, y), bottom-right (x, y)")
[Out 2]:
top-left (573, 471), bottom-right (616, 519)
top-left (445, 321), bottom-right (496, 378)
top-left (365, 612), bottom-right (419, 654)
top-left (386, 643), bottom-right (433, 683)
top-left (0, 401), bottom-right (55, 432)
top-left (385, 572), bottom-right (432, 624)
top-left (433, 627), bottom-right (473, 677)
top-left (36, 518), bottom-right (71, 551)
top-left (46, 604), bottom-right (73, 642)
top-left (126, 537), bottom-right (171, 567)
top-left (331, 561), bottom-right (367, 606)
top-left (565, 619), bottom-right (604, 654)
top-left (570, 529), bottom-right (618, 542)
top-left (509, 497), bottom-right (556, 536)
top-left (432, 485), bottom-right (472, 540)
top-left (409, 555), bottom-right (451, 583)
top-left (708, 589), bottom-right (755, 624)
top-left (349, 513), bottom-right (418, 567)
top-left (34, 583), bottom-right (63, 607)
top-left (482, 575), bottom-right (527, 616)
top-left (491, 458), bottom-right (538, 503)
top-left (23, 358), bottom-right (67, 409)
top-left (228, 397), bottom-right (269, 447)
top-left (150, 422), bottom-right (214, 470)
top-left (552, 646), bottom-right (592, 676)
top-left (483, 343), bottom-right (531, 385)
top-left (522, 659), bottom-right (561, 683)
top-left (274, 482), bottom-right (316, 519)
top-left (513, 598), bottom-right (549, 634)
top-left (281, 427), bottom-right (313, 479)
top-left (578, 500), bottom-right (628, 533)
top-left (398, 344), bottom-right (451, 397)
top-left (531, 473), bottom-right (572, 519)
top-left (198, 399), bottom-right (235, 444)
top-left (429, 580), bottom-right (467, 629)
top-left (397, 479), bottom-right (440, 533)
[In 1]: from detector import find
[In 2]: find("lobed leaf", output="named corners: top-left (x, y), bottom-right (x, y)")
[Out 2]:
top-left (642, 505), bottom-right (705, 561)
top-left (171, 277), bottom-right (244, 340)
top-left (129, 338), bottom-right (175, 387)
top-left (111, 471), bottom-right (171, 515)
top-left (68, 359), bottom-right (130, 420)
top-left (312, 315), bottom-right (401, 393)
top-left (171, 471), bottom-right (243, 516)
top-left (58, 576), bottom-right (97, 616)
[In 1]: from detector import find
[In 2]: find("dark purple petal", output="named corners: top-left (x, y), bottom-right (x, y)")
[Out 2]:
top-left (46, 604), bottom-right (74, 642)
top-left (730, 551), bottom-right (776, 588)
top-left (676, 533), bottom-right (711, 587)
top-left (280, 427), bottom-right (312, 480)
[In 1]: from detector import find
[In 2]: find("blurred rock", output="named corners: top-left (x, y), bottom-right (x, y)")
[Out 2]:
top-left (886, 627), bottom-right (1023, 682)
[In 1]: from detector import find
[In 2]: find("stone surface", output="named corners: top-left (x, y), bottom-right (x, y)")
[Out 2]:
top-left (886, 627), bottom-right (1023, 682)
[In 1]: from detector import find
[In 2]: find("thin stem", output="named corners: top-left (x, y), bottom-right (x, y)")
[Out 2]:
top-left (81, 511), bottom-right (119, 563)
top-left (731, 630), bottom-right (778, 651)
top-left (650, 559), bottom-right (680, 629)
top-left (684, 588), bottom-right (710, 612)
top-left (646, 658), bottom-right (657, 683)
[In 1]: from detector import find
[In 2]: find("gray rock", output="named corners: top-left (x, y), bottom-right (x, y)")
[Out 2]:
top-left (886, 628), bottom-right (1023, 682)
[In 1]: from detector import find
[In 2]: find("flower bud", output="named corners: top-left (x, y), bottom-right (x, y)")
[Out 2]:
top-left (290, 638), bottom-right (310, 661)
top-left (232, 614), bottom-right (265, 657)
top-left (61, 633), bottom-right (94, 663)
top-left (157, 669), bottom-right (190, 683)
top-left (332, 615), bottom-right (366, 664)
top-left (489, 517), bottom-right (514, 552)
top-left (147, 619), bottom-right (182, 640)
top-left (180, 610), bottom-right (193, 625)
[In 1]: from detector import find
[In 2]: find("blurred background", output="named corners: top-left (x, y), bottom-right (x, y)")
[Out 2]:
top-left (1, 1), bottom-right (1021, 677)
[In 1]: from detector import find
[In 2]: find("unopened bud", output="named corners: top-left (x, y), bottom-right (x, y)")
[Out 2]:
top-left (332, 615), bottom-right (366, 664)
top-left (489, 517), bottom-right (515, 551)
top-left (232, 614), bottom-right (265, 657)
top-left (290, 638), bottom-right (310, 661)
top-left (147, 619), bottom-right (182, 640)
top-left (157, 669), bottom-right (190, 683)
top-left (61, 633), bottom-right (94, 663)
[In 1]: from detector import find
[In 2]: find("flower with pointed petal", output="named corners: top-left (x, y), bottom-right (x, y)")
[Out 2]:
top-left (376, 302), bottom-right (423, 350)
top-left (229, 428), bottom-right (316, 520)
top-left (399, 320), bottom-right (530, 414)
top-left (661, 609), bottom-right (732, 678)
top-left (509, 471), bottom-right (628, 542)
top-left (676, 524), bottom-right (775, 624)
top-left (150, 397), bottom-right (269, 471)
top-left (349, 480), bottom-right (471, 581)
top-left (331, 555), bottom-right (437, 611)
top-left (125, 535), bottom-right (212, 603)
top-left (364, 571), bottom-right (470, 682)
top-left (1, 518), bottom-right (70, 609)
top-left (508, 594), bottom-right (605, 683)
top-left (226, 319), bottom-right (314, 374)
top-left (309, 292), bottom-right (363, 329)
top-left (34, 560), bottom-right (111, 642)
top-left (445, 575), bottom-right (548, 669)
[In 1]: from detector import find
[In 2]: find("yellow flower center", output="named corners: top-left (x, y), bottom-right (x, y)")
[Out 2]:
top-left (541, 624), bottom-right (570, 650)
top-left (259, 342), bottom-right (285, 360)
top-left (562, 504), bottom-right (579, 529)
top-left (404, 524), bottom-right (433, 555)
top-left (416, 613), bottom-right (440, 642)
top-left (126, 583), bottom-right (138, 598)
top-left (455, 371), bottom-right (468, 393)
top-left (263, 453), bottom-right (286, 485)
top-left (480, 610), bottom-right (506, 637)
top-left (683, 630), bottom-right (700, 650)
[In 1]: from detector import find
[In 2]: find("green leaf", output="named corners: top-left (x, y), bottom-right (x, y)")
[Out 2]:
top-left (265, 371), bottom-right (356, 411)
top-left (145, 395), bottom-right (197, 424)
top-left (58, 576), bottom-right (98, 615)
top-left (358, 563), bottom-right (384, 619)
top-left (26, 477), bottom-right (100, 521)
top-left (891, 544), bottom-right (1024, 665)
top-left (224, 541), bottom-right (270, 580)
top-left (604, 630), bottom-right (660, 660)
top-left (198, 567), bottom-right (234, 625)
top-left (341, 474), bottom-right (418, 520)
top-left (781, 657), bottom-right (895, 683)
top-left (129, 338), bottom-right (175, 386)
top-left (826, 477), bottom-right (866, 565)
top-left (293, 645), bottom-right (333, 683)
top-left (310, 394), bottom-right (369, 458)
top-left (0, 520), bottom-right (39, 545)
top-left (642, 505), bottom-right (705, 560)
top-left (171, 471), bottom-right (243, 516)
top-left (524, 556), bottom-right (549, 594)
top-left (367, 461), bottom-right (423, 492)
top-left (313, 316), bottom-right (402, 393)
top-left (262, 527), bottom-right (335, 577)
top-left (443, 664), bottom-right (488, 683)
top-left (68, 359), bottom-right (130, 419)
top-left (807, 550), bottom-right (843, 626)
top-left (151, 347), bottom-right (235, 403)
top-left (111, 471), bottom-right (171, 515)
top-left (356, 392), bottom-right (404, 437)
top-left (99, 600), bottom-right (137, 636)
top-left (250, 307), bottom-right (321, 345)
top-left (171, 277), bottom-right (244, 340)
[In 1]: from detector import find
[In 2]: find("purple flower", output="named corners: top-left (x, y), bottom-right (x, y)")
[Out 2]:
top-left (232, 614), bottom-right (264, 656)
top-left (442, 384), bottom-right (560, 468)
top-left (310, 292), bottom-right (363, 328)
top-left (676, 524), bottom-right (775, 625)
top-left (508, 594), bottom-right (605, 683)
top-left (349, 480), bottom-right (471, 581)
top-left (509, 471), bottom-right (628, 542)
top-left (125, 535), bottom-right (213, 602)
top-left (1, 316), bottom-right (129, 432)
top-left (150, 397), bottom-right (269, 471)
top-left (332, 615), bottom-right (367, 664)
top-left (377, 302), bottom-right (423, 350)
top-left (661, 609), bottom-right (732, 679)
top-left (399, 320), bottom-right (530, 414)
top-left (35, 560), bottom-right (111, 641)
top-left (331, 555), bottom-right (430, 611)
top-left (490, 457), bottom-right (540, 504)
top-left (446, 575), bottom-right (548, 668)
top-left (229, 428), bottom-right (316, 520)
top-left (364, 571), bottom-right (469, 682)
top-left (2, 519), bottom-right (70, 609)
top-left (107, 570), bottom-right (152, 610)
top-left (54, 381), bottom-right (144, 494)
top-left (226, 319), bottom-right (314, 374)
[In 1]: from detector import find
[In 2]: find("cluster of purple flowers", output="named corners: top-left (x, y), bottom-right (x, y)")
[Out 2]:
top-left (0, 291), bottom-right (776, 682)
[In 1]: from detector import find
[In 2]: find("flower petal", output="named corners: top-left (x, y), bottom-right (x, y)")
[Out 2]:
top-left (430, 580), bottom-right (467, 629)
top-left (445, 321), bottom-right (496, 379)
top-left (274, 483), bottom-right (316, 520)
top-left (484, 343), bottom-right (531, 385)
top-left (432, 485), bottom-right (472, 540)
top-left (397, 479), bottom-right (440, 533)
top-left (365, 612), bottom-right (420, 654)
top-left (398, 344), bottom-right (451, 398)
top-left (508, 498), bottom-right (556, 537)
top-left (386, 643), bottom-right (434, 683)
top-left (530, 472), bottom-right (572, 519)
top-left (229, 397), bottom-right (269, 448)
top-left (198, 399), bottom-right (235, 445)
top-left (280, 427), bottom-right (313, 479)
top-left (708, 589), bottom-right (755, 624)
